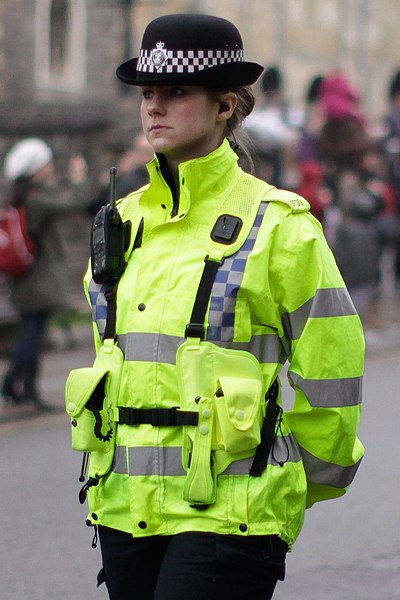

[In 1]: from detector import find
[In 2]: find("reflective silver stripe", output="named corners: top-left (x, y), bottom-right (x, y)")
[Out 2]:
top-left (112, 446), bottom-right (128, 474)
top-left (118, 332), bottom-right (285, 365)
top-left (222, 434), bottom-right (301, 475)
top-left (118, 332), bottom-right (184, 364)
top-left (113, 445), bottom-right (186, 476)
top-left (112, 435), bottom-right (300, 477)
top-left (282, 288), bottom-right (357, 341)
top-left (229, 334), bottom-right (287, 365)
top-left (288, 371), bottom-right (362, 408)
top-left (299, 445), bottom-right (362, 489)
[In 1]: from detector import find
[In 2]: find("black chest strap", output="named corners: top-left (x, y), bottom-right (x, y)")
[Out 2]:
top-left (113, 213), bottom-right (280, 476)
top-left (249, 380), bottom-right (280, 477)
top-left (185, 256), bottom-right (222, 340)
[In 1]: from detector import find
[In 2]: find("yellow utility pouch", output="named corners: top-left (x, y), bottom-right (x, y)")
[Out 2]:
top-left (177, 340), bottom-right (265, 453)
top-left (65, 366), bottom-right (110, 453)
top-left (177, 340), bottom-right (265, 505)
top-left (65, 338), bottom-right (124, 478)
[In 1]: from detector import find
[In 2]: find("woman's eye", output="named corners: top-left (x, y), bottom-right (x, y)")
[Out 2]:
top-left (141, 89), bottom-right (153, 99)
top-left (170, 87), bottom-right (185, 97)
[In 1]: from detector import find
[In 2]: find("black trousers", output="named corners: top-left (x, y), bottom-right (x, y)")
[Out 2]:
top-left (98, 526), bottom-right (287, 600)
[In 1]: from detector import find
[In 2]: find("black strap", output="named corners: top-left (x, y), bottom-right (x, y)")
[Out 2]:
top-left (102, 219), bottom-right (143, 341)
top-left (185, 256), bottom-right (222, 339)
top-left (249, 380), bottom-right (280, 477)
top-left (103, 282), bottom-right (118, 340)
top-left (118, 406), bottom-right (198, 427)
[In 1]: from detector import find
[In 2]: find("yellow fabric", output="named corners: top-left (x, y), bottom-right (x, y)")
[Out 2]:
top-left (75, 139), bottom-right (364, 548)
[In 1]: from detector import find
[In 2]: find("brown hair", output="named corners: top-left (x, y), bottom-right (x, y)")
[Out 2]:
top-left (209, 85), bottom-right (256, 170)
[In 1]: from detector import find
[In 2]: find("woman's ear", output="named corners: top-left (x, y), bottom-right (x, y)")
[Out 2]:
top-left (216, 92), bottom-right (238, 122)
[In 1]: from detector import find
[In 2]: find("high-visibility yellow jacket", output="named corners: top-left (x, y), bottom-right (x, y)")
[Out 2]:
top-left (83, 139), bottom-right (364, 548)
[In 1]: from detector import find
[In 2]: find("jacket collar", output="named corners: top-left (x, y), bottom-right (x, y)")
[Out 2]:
top-left (144, 139), bottom-right (242, 222)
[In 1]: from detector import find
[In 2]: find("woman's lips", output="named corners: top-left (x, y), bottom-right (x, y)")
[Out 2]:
top-left (150, 124), bottom-right (168, 131)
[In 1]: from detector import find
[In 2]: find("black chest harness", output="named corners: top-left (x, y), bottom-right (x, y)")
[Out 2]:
top-left (91, 207), bottom-right (280, 480)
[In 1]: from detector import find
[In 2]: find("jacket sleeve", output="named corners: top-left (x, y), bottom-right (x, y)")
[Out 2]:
top-left (268, 208), bottom-right (365, 508)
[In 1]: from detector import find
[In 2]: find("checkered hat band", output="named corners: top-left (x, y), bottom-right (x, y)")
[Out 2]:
top-left (138, 48), bottom-right (245, 74)
top-left (207, 201), bottom-right (268, 343)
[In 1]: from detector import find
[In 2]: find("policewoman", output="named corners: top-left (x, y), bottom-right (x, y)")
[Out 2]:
top-left (66, 14), bottom-right (365, 600)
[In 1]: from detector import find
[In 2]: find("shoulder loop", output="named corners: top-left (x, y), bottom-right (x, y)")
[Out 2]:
top-left (207, 174), bottom-right (273, 261)
top-left (263, 188), bottom-right (310, 213)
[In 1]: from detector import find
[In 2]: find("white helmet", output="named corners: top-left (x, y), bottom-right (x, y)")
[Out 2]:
top-left (4, 137), bottom-right (53, 181)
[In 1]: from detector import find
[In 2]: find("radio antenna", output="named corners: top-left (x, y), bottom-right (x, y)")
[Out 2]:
top-left (109, 167), bottom-right (117, 209)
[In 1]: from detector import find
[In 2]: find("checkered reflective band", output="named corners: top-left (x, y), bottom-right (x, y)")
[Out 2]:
top-left (138, 42), bottom-right (245, 74)
top-left (89, 279), bottom-right (108, 339)
top-left (207, 201), bottom-right (268, 343)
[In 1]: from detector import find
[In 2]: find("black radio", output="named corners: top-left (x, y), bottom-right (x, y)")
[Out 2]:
top-left (91, 167), bottom-right (130, 284)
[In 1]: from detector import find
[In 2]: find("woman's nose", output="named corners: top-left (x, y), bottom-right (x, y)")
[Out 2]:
top-left (147, 93), bottom-right (165, 115)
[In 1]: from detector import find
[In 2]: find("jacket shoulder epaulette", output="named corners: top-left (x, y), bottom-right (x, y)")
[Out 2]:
top-left (263, 188), bottom-right (310, 213)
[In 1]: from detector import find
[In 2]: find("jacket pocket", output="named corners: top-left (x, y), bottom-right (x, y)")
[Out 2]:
top-left (66, 367), bottom-right (111, 453)
top-left (65, 340), bottom-right (124, 479)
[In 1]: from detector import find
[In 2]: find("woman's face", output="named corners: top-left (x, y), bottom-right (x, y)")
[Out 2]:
top-left (140, 85), bottom-right (234, 169)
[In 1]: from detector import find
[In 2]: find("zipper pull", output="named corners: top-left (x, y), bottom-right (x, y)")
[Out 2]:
top-left (91, 524), bottom-right (98, 549)
top-left (86, 520), bottom-right (99, 549)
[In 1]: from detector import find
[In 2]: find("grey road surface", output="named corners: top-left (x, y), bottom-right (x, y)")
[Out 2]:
top-left (275, 351), bottom-right (400, 600)
top-left (0, 348), bottom-right (399, 600)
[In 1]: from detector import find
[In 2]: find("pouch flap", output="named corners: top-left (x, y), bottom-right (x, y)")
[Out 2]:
top-left (217, 375), bottom-right (262, 431)
top-left (65, 366), bottom-right (109, 417)
top-left (176, 339), bottom-right (215, 409)
top-left (212, 344), bottom-right (264, 381)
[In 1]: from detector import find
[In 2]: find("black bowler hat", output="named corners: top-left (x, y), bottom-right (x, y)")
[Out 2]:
top-left (116, 13), bottom-right (264, 87)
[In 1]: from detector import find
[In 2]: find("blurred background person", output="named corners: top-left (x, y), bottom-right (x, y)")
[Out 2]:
top-left (317, 71), bottom-right (368, 196)
top-left (381, 69), bottom-right (400, 286)
top-left (296, 74), bottom-right (333, 224)
top-left (331, 142), bottom-right (386, 325)
top-left (244, 65), bottom-right (299, 187)
top-left (317, 74), bottom-right (388, 324)
top-left (88, 131), bottom-right (154, 216)
top-left (0, 138), bottom-right (91, 410)
top-left (295, 159), bottom-right (332, 224)
top-left (297, 75), bottom-right (326, 164)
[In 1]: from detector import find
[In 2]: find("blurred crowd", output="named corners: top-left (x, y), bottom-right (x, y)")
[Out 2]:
top-left (0, 132), bottom-right (153, 410)
top-left (244, 66), bottom-right (400, 328)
